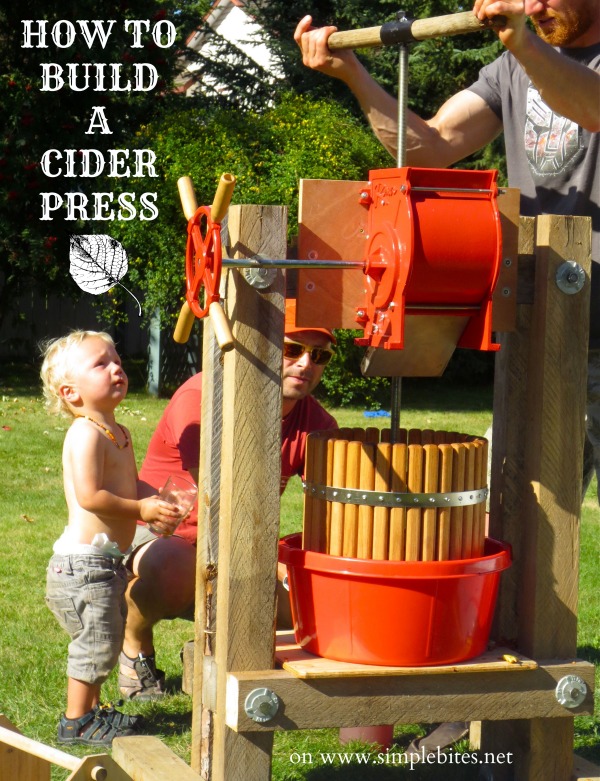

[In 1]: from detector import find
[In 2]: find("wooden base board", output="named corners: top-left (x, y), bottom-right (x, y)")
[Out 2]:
top-left (275, 631), bottom-right (537, 679)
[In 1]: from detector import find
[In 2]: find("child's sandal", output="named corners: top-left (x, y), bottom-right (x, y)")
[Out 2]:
top-left (119, 651), bottom-right (166, 700)
top-left (57, 707), bottom-right (137, 746)
top-left (96, 701), bottom-right (144, 731)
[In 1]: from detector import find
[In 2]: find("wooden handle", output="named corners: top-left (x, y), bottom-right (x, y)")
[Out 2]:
top-left (209, 301), bottom-right (234, 352)
top-left (328, 11), bottom-right (502, 51)
top-left (328, 25), bottom-right (383, 50)
top-left (0, 723), bottom-right (80, 771)
top-left (211, 173), bottom-right (236, 223)
top-left (177, 175), bottom-right (198, 220)
top-left (412, 11), bottom-right (497, 40)
top-left (174, 301), bottom-right (196, 344)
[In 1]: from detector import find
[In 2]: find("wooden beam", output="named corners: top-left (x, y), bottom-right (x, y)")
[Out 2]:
top-left (224, 659), bottom-right (594, 731)
top-left (484, 214), bottom-right (592, 780)
top-left (191, 315), bottom-right (224, 776)
top-left (112, 736), bottom-right (197, 780)
top-left (207, 204), bottom-right (288, 781)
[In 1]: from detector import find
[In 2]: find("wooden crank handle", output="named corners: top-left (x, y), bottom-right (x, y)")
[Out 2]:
top-left (177, 175), bottom-right (198, 220)
top-left (173, 296), bottom-right (235, 350)
top-left (174, 300), bottom-right (196, 344)
top-left (209, 300), bottom-right (235, 352)
top-left (328, 10), bottom-right (506, 50)
top-left (211, 173), bottom-right (236, 224)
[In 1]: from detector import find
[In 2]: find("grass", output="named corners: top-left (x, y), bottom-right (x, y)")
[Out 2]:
top-left (0, 368), bottom-right (598, 779)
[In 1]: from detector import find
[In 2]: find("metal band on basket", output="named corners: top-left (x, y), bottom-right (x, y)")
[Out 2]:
top-left (303, 482), bottom-right (488, 509)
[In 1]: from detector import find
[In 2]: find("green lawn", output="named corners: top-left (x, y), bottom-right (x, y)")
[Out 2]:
top-left (0, 371), bottom-right (597, 779)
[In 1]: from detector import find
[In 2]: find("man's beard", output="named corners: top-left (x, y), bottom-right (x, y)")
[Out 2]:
top-left (532, 2), bottom-right (595, 46)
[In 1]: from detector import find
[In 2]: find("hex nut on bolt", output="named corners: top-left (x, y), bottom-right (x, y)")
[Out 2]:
top-left (555, 675), bottom-right (587, 708)
top-left (244, 687), bottom-right (280, 723)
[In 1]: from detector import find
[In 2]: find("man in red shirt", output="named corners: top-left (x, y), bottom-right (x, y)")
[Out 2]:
top-left (119, 302), bottom-right (337, 699)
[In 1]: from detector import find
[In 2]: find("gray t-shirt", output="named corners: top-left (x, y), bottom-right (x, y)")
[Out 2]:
top-left (468, 43), bottom-right (600, 345)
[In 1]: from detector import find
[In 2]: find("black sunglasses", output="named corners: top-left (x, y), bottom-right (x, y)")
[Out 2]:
top-left (283, 340), bottom-right (334, 366)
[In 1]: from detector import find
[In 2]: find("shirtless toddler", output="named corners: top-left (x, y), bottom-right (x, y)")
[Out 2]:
top-left (41, 330), bottom-right (179, 746)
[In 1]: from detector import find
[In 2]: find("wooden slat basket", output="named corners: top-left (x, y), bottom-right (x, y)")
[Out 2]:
top-left (302, 428), bottom-right (488, 562)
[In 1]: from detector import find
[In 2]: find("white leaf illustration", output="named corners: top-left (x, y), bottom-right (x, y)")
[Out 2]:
top-left (69, 234), bottom-right (141, 315)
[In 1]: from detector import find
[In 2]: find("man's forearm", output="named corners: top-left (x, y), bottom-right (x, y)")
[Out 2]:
top-left (509, 30), bottom-right (600, 131)
top-left (342, 58), bottom-right (452, 165)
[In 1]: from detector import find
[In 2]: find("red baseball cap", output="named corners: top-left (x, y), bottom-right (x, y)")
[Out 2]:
top-left (284, 299), bottom-right (336, 343)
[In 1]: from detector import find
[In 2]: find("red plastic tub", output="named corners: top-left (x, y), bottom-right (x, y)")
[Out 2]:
top-left (279, 533), bottom-right (511, 667)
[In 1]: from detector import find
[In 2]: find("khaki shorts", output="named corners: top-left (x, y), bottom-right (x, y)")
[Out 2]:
top-left (46, 553), bottom-right (128, 684)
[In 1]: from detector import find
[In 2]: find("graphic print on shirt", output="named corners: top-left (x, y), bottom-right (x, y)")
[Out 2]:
top-left (524, 83), bottom-right (583, 177)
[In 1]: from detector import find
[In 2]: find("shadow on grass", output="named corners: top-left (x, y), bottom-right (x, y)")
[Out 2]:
top-left (139, 708), bottom-right (192, 737)
top-left (578, 644), bottom-right (600, 665)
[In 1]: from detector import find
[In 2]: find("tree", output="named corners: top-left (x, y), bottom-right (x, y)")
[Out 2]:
top-left (0, 0), bottom-right (263, 332)
top-left (249, 0), bottom-right (505, 168)
top-left (107, 92), bottom-right (391, 323)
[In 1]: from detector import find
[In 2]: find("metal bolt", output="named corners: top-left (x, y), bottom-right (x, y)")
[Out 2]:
top-left (555, 675), bottom-right (587, 708)
top-left (556, 260), bottom-right (585, 295)
top-left (502, 287), bottom-right (511, 297)
top-left (503, 257), bottom-right (512, 267)
top-left (244, 688), bottom-right (280, 723)
top-left (242, 267), bottom-right (277, 290)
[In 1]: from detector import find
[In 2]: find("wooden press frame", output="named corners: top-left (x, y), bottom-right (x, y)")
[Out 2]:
top-left (190, 190), bottom-right (595, 781)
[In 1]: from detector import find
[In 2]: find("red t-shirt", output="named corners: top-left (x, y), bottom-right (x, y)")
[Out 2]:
top-left (138, 372), bottom-right (337, 545)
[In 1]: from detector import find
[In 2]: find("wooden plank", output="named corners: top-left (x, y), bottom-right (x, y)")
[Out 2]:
top-left (224, 659), bottom-right (595, 732)
top-left (421, 444), bottom-right (439, 560)
top-left (482, 214), bottom-right (592, 781)
top-left (436, 444), bottom-right (453, 560)
top-left (0, 716), bottom-right (51, 781)
top-left (297, 179), bottom-right (367, 330)
top-left (274, 633), bottom-right (537, 678)
top-left (492, 187), bottom-right (520, 332)
top-left (488, 217), bottom-right (536, 640)
top-left (329, 438), bottom-right (347, 556)
top-left (209, 204), bottom-right (288, 781)
top-left (388, 443), bottom-right (408, 560)
top-left (357, 442), bottom-right (376, 558)
top-left (372, 443), bottom-right (392, 559)
top-left (342, 440), bottom-right (362, 557)
top-left (112, 736), bottom-right (197, 780)
top-left (520, 214), bottom-right (590, 658)
top-left (191, 315), bottom-right (224, 775)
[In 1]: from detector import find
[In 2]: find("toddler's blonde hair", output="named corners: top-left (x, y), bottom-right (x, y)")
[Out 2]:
top-left (40, 330), bottom-right (115, 417)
